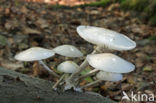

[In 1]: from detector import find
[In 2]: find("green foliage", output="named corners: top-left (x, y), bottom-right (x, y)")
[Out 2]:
top-left (143, 66), bottom-right (152, 72)
top-left (15, 0), bottom-right (20, 6)
top-left (149, 15), bottom-right (156, 26)
top-left (81, 67), bottom-right (93, 83)
top-left (0, 35), bottom-right (7, 46)
top-left (120, 0), bottom-right (148, 11)
top-left (119, 0), bottom-right (156, 26)
top-left (93, 88), bottom-right (100, 92)
top-left (148, 35), bottom-right (156, 41)
top-left (80, 0), bottom-right (111, 7)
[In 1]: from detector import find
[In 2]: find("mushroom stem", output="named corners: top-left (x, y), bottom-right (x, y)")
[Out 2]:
top-left (70, 46), bottom-right (100, 79)
top-left (77, 69), bottom-right (99, 81)
top-left (80, 80), bottom-right (102, 89)
top-left (38, 60), bottom-right (60, 78)
top-left (71, 59), bottom-right (88, 78)
top-left (52, 74), bottom-right (66, 90)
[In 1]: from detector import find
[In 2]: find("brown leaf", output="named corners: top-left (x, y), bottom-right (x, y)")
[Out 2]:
top-left (121, 84), bottom-right (131, 91)
top-left (4, 20), bottom-right (19, 30)
top-left (23, 27), bottom-right (41, 35)
top-left (36, 18), bottom-right (49, 28)
top-left (0, 61), bottom-right (23, 70)
top-left (21, 6), bottom-right (28, 14)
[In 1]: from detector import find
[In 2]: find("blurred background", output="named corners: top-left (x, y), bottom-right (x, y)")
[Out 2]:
top-left (0, 0), bottom-right (156, 102)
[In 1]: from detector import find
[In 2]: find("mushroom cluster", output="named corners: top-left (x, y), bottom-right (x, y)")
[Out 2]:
top-left (14, 25), bottom-right (136, 92)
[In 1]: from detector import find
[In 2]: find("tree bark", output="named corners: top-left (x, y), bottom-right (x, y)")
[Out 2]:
top-left (0, 67), bottom-right (116, 103)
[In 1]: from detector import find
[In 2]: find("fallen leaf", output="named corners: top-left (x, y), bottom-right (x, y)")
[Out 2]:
top-left (0, 61), bottom-right (23, 70)
top-left (36, 18), bottom-right (49, 28)
top-left (23, 27), bottom-right (41, 35)
top-left (143, 66), bottom-right (152, 72)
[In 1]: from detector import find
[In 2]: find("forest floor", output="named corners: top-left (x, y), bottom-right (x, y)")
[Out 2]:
top-left (0, 0), bottom-right (156, 102)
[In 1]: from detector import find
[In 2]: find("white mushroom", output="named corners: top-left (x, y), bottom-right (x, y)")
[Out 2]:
top-left (57, 61), bottom-right (79, 73)
top-left (77, 25), bottom-right (136, 51)
top-left (79, 53), bottom-right (134, 89)
top-left (65, 26), bottom-right (136, 90)
top-left (53, 45), bottom-right (83, 57)
top-left (53, 61), bottom-right (79, 89)
top-left (87, 53), bottom-right (135, 73)
top-left (70, 25), bottom-right (136, 82)
top-left (96, 71), bottom-right (123, 82)
top-left (14, 47), bottom-right (59, 77)
top-left (80, 71), bottom-right (123, 89)
top-left (15, 47), bottom-right (55, 61)
top-left (77, 57), bottom-right (124, 81)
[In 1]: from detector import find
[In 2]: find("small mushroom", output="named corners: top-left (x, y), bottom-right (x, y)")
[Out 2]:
top-left (53, 45), bottom-right (83, 57)
top-left (57, 61), bottom-right (79, 73)
top-left (52, 61), bottom-right (79, 90)
top-left (52, 44), bottom-right (83, 83)
top-left (80, 71), bottom-right (123, 89)
top-left (87, 53), bottom-right (135, 73)
top-left (14, 47), bottom-right (59, 77)
top-left (15, 47), bottom-right (55, 61)
top-left (77, 52), bottom-right (135, 82)
top-left (77, 25), bottom-right (136, 51)
top-left (78, 53), bottom-right (134, 81)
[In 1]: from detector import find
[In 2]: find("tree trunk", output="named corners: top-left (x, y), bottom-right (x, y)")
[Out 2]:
top-left (0, 67), bottom-right (116, 103)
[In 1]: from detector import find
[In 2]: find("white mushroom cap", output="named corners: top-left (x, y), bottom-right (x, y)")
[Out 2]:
top-left (57, 61), bottom-right (79, 73)
top-left (87, 53), bottom-right (135, 73)
top-left (53, 45), bottom-right (83, 57)
top-left (77, 25), bottom-right (136, 51)
top-left (15, 47), bottom-right (55, 61)
top-left (96, 71), bottom-right (123, 82)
